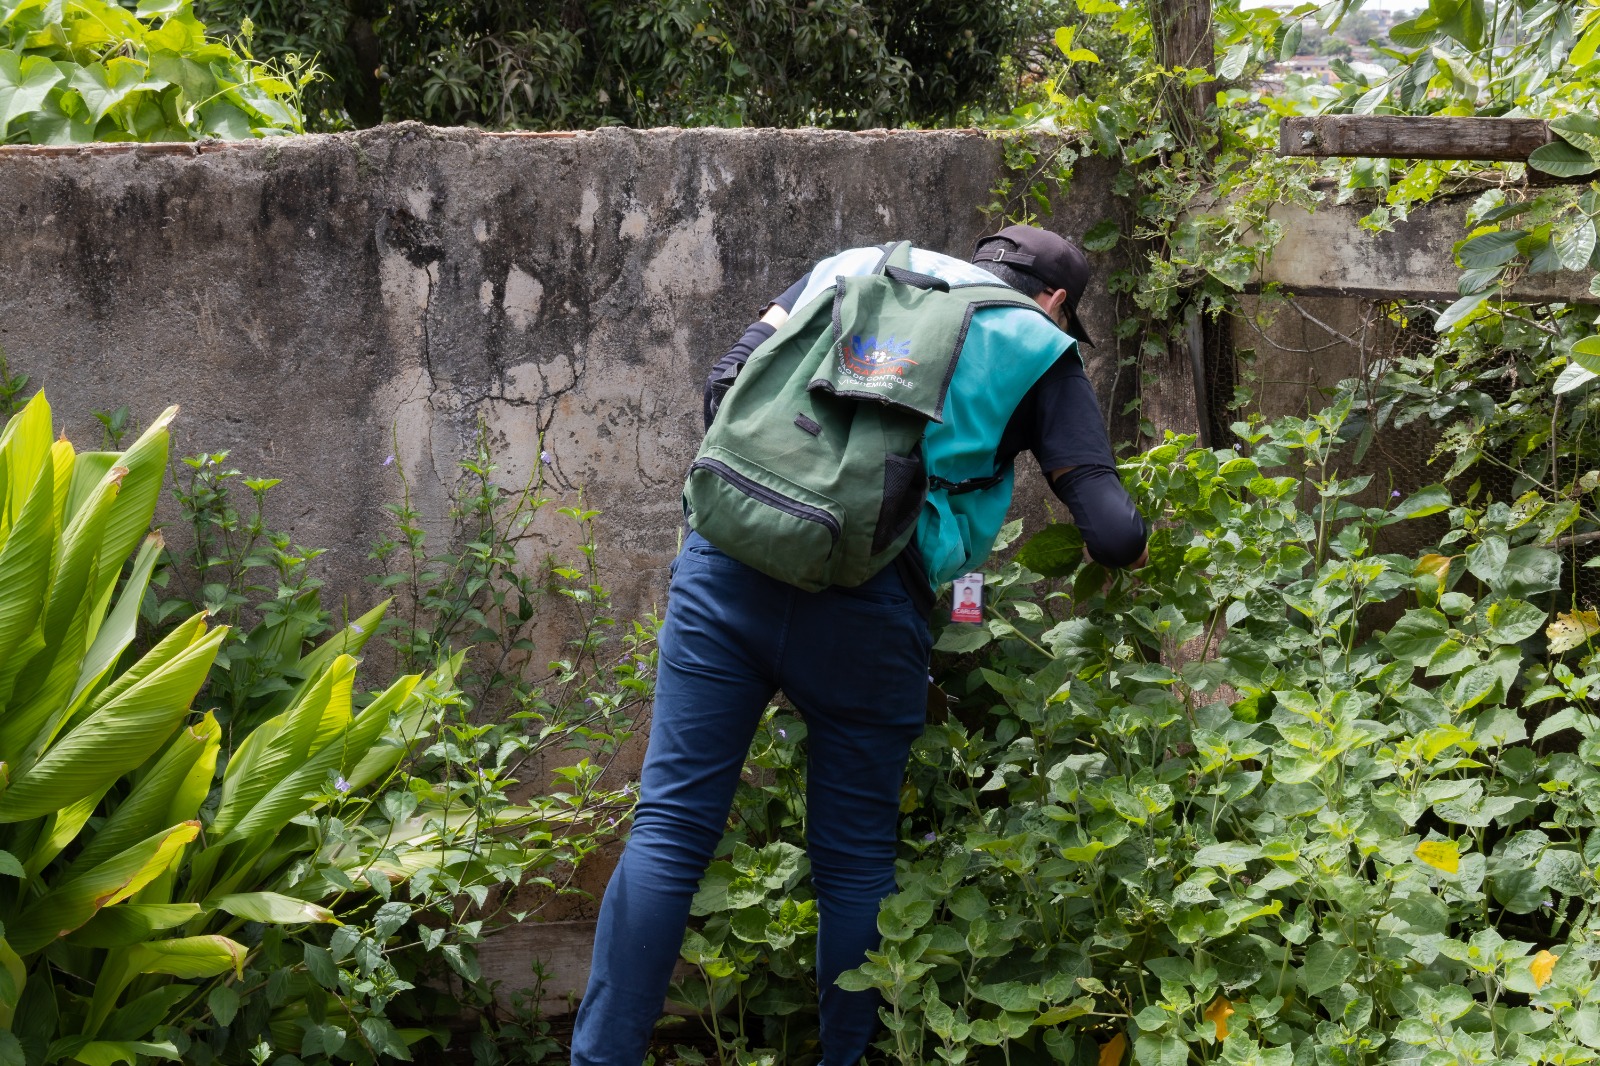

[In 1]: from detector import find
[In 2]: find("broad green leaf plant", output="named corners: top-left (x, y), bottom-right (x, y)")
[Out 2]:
top-left (0, 0), bottom-right (312, 144)
top-left (0, 392), bottom-right (459, 1065)
top-left (132, 415), bottom-right (652, 1064)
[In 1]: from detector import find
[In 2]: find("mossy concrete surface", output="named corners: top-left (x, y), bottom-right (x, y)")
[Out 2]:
top-left (0, 123), bottom-right (1129, 632)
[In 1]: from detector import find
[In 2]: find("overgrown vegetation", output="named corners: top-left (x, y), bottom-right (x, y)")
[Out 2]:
top-left (0, 393), bottom-right (445, 1065)
top-left (980, 0), bottom-right (1599, 444)
top-left (141, 422), bottom-right (654, 1064)
top-left (190, 0), bottom-right (1067, 130)
top-left (10, 1), bottom-right (1600, 1063)
top-left (658, 1), bottom-right (1600, 1064)
top-left (0, 388), bottom-right (653, 1065)
top-left (0, 0), bottom-right (313, 143)
top-left (674, 400), bottom-right (1600, 1065)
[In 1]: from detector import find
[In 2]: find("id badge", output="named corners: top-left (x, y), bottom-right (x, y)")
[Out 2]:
top-left (951, 573), bottom-right (984, 623)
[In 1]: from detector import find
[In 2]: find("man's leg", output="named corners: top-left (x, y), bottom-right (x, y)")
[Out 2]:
top-left (781, 564), bottom-right (932, 1066)
top-left (570, 533), bottom-right (787, 1066)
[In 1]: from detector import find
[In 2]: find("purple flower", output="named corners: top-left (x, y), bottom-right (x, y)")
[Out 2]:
top-left (777, 727), bottom-right (788, 739)
top-left (923, 832), bottom-right (937, 843)
top-left (540, 450), bottom-right (553, 465)
top-left (350, 623), bottom-right (364, 635)
top-left (1391, 490), bottom-right (1401, 498)
top-left (382, 454), bottom-right (395, 467)
top-left (334, 776), bottom-right (351, 794)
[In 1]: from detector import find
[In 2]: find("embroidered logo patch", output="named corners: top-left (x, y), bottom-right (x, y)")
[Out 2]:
top-left (842, 334), bottom-right (918, 388)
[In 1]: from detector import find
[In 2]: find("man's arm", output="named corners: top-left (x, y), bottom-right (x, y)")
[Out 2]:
top-left (703, 275), bottom-right (809, 429)
top-left (1047, 465), bottom-right (1148, 569)
top-left (1014, 358), bottom-right (1148, 569)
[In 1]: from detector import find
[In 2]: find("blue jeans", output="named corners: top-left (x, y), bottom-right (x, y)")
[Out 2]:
top-left (569, 532), bottom-right (932, 1066)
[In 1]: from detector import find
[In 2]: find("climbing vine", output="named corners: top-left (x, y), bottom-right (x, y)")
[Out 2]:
top-left (985, 0), bottom-right (1599, 447)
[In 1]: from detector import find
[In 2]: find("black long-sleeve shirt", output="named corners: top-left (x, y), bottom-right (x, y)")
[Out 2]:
top-left (704, 274), bottom-right (1148, 572)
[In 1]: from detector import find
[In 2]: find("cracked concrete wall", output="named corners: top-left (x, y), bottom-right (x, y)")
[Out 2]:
top-left (0, 124), bottom-right (1136, 943)
top-left (0, 124), bottom-right (1129, 636)
top-left (0, 124), bottom-right (1125, 1001)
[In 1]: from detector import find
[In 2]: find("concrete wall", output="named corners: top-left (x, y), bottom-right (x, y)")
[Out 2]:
top-left (0, 125), bottom-right (1138, 1010)
top-left (9, 122), bottom-right (1561, 1019)
top-left (0, 124), bottom-right (1129, 632)
top-left (1261, 189), bottom-right (1599, 305)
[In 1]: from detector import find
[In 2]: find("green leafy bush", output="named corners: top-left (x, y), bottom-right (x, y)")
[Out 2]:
top-left (669, 721), bottom-right (817, 1064)
top-left (0, 390), bottom-right (655, 1066)
top-left (688, 398), bottom-right (1600, 1065)
top-left (131, 418), bottom-right (653, 1063)
top-left (192, 0), bottom-right (1065, 130)
top-left (0, 0), bottom-right (311, 144)
top-left (0, 392), bottom-right (443, 1064)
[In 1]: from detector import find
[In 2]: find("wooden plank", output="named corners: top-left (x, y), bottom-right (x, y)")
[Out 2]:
top-left (1280, 115), bottom-right (1552, 161)
top-left (1139, 333), bottom-right (1203, 443)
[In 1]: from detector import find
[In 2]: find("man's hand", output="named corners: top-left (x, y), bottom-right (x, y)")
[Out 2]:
top-left (1082, 545), bottom-right (1148, 570)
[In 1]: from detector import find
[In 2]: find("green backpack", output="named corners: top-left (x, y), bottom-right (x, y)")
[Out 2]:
top-left (682, 242), bottom-right (1046, 592)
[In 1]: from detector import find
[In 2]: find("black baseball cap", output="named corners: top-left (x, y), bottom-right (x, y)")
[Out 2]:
top-left (971, 224), bottom-right (1094, 346)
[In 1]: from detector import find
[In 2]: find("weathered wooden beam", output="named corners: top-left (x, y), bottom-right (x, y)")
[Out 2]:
top-left (1280, 115), bottom-right (1553, 161)
top-left (1140, 0), bottom-right (1214, 445)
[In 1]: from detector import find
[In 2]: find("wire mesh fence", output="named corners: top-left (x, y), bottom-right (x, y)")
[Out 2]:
top-left (1221, 294), bottom-right (1600, 609)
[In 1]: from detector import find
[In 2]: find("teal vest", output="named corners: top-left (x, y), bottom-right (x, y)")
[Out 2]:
top-left (792, 247), bottom-right (1073, 587)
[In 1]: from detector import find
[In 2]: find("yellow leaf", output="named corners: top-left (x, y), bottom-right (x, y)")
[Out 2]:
top-left (1415, 553), bottom-right (1452, 580)
top-left (1547, 609), bottom-right (1600, 655)
top-left (1205, 996), bottom-right (1235, 1040)
top-left (1532, 949), bottom-right (1559, 989)
top-left (1099, 1032), bottom-right (1128, 1066)
top-left (1415, 839), bottom-right (1461, 874)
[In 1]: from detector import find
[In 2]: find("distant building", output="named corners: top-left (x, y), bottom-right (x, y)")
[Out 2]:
top-left (1267, 54), bottom-right (1389, 86)
top-left (1276, 54), bottom-right (1337, 83)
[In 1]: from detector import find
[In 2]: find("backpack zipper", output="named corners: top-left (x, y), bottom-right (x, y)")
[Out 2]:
top-left (690, 459), bottom-right (842, 544)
